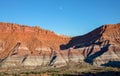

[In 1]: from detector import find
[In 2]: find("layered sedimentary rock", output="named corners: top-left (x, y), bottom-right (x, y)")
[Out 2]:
top-left (0, 22), bottom-right (70, 55)
top-left (60, 23), bottom-right (120, 67)
top-left (0, 22), bottom-right (120, 68)
top-left (0, 22), bottom-right (70, 68)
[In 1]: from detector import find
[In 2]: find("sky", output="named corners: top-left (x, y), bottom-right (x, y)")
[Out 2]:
top-left (0, 0), bottom-right (120, 36)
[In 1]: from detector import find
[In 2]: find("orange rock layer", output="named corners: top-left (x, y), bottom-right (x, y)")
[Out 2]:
top-left (0, 22), bottom-right (120, 68)
top-left (0, 22), bottom-right (70, 57)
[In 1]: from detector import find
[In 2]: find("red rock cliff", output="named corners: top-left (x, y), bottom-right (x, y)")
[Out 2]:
top-left (0, 22), bottom-right (120, 68)
top-left (0, 22), bottom-right (70, 57)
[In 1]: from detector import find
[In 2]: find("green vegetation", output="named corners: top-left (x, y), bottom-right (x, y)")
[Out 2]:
top-left (0, 62), bottom-right (120, 76)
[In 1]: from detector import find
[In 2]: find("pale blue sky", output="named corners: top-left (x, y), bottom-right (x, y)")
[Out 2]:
top-left (0, 0), bottom-right (120, 36)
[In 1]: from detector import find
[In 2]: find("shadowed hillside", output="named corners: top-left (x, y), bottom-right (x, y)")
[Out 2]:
top-left (0, 22), bottom-right (120, 70)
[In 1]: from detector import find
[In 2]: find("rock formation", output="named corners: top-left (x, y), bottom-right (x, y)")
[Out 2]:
top-left (61, 23), bottom-right (120, 67)
top-left (0, 22), bottom-right (120, 68)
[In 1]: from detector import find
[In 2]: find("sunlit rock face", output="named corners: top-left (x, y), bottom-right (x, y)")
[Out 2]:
top-left (60, 23), bottom-right (120, 67)
top-left (0, 22), bottom-right (120, 68)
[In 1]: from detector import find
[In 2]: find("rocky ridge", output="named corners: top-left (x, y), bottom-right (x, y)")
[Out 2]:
top-left (0, 22), bottom-right (70, 56)
top-left (0, 22), bottom-right (120, 68)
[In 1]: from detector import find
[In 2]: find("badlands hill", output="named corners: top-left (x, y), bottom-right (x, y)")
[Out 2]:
top-left (0, 22), bottom-right (70, 57)
top-left (0, 22), bottom-right (120, 68)
top-left (61, 23), bottom-right (120, 66)
top-left (61, 23), bottom-right (120, 49)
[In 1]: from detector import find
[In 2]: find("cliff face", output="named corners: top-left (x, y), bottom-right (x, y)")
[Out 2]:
top-left (60, 23), bottom-right (120, 67)
top-left (0, 22), bottom-right (70, 55)
top-left (0, 22), bottom-right (120, 68)
top-left (61, 24), bottom-right (120, 49)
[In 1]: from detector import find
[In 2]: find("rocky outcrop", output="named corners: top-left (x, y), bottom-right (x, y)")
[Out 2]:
top-left (0, 22), bottom-right (70, 68)
top-left (0, 22), bottom-right (70, 56)
top-left (60, 23), bottom-right (120, 67)
top-left (0, 22), bottom-right (120, 69)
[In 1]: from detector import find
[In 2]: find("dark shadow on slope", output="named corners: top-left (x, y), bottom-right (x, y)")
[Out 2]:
top-left (21, 54), bottom-right (28, 63)
top-left (60, 35), bottom-right (82, 50)
top-left (60, 25), bottom-right (111, 65)
top-left (48, 51), bottom-right (57, 66)
top-left (101, 61), bottom-right (120, 68)
top-left (48, 55), bottom-right (57, 66)
top-left (60, 25), bottom-right (107, 50)
top-left (11, 52), bottom-right (18, 55)
top-left (0, 42), bottom-right (21, 64)
top-left (87, 45), bottom-right (94, 57)
top-left (84, 42), bottom-right (110, 64)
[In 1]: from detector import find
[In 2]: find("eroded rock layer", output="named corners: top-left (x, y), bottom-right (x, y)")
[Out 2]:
top-left (0, 22), bottom-right (120, 68)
